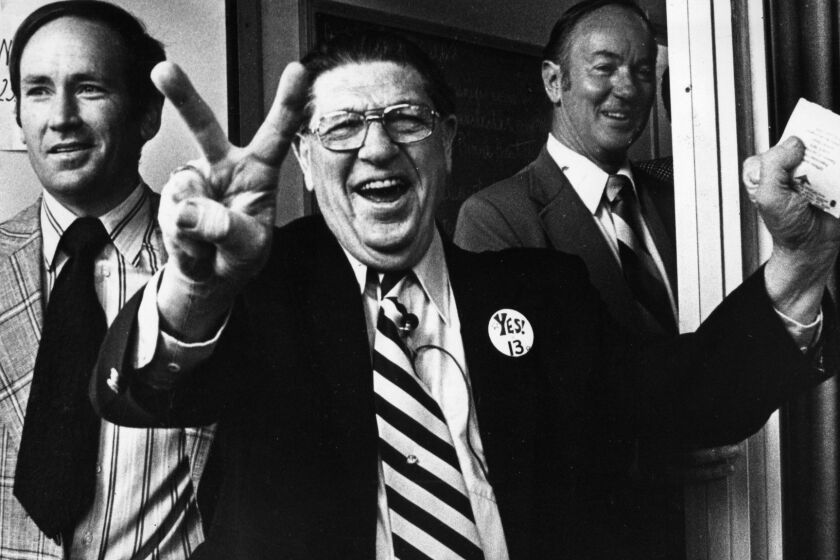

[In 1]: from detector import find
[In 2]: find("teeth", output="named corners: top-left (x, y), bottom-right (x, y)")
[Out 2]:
top-left (52, 144), bottom-right (88, 153)
top-left (359, 179), bottom-right (402, 191)
top-left (603, 112), bottom-right (628, 119)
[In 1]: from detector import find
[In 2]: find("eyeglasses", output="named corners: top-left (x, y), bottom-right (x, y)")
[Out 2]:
top-left (306, 103), bottom-right (439, 152)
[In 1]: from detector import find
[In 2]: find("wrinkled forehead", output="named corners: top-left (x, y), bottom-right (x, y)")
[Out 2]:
top-left (309, 60), bottom-right (432, 120)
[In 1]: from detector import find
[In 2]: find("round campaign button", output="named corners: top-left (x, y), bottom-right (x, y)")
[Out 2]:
top-left (487, 309), bottom-right (534, 357)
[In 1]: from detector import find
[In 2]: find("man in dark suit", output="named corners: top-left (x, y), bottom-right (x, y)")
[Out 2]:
top-left (93, 31), bottom-right (838, 560)
top-left (453, 2), bottom-right (717, 557)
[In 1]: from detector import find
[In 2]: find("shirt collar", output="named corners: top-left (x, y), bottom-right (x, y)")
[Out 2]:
top-left (40, 182), bottom-right (151, 270)
top-left (343, 230), bottom-right (451, 324)
top-left (545, 133), bottom-right (636, 215)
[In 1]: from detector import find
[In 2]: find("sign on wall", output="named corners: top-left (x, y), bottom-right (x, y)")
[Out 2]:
top-left (0, 3), bottom-right (26, 151)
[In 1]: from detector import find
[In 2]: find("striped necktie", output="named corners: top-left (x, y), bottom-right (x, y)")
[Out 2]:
top-left (607, 174), bottom-right (677, 333)
top-left (370, 270), bottom-right (484, 559)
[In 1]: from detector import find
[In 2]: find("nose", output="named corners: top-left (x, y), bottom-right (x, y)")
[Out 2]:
top-left (48, 90), bottom-right (81, 130)
top-left (612, 68), bottom-right (638, 100)
top-left (357, 120), bottom-right (399, 163)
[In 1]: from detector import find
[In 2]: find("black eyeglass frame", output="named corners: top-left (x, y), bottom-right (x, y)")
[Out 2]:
top-left (305, 103), bottom-right (440, 152)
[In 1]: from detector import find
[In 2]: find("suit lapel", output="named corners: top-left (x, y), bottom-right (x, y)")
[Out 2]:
top-left (289, 219), bottom-right (380, 499)
top-left (445, 240), bottom-right (543, 554)
top-left (0, 202), bottom-right (44, 441)
top-left (528, 149), bottom-right (644, 330)
top-left (444, 242), bottom-right (507, 419)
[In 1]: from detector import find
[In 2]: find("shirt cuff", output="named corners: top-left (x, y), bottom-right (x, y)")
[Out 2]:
top-left (773, 306), bottom-right (823, 352)
top-left (132, 268), bottom-right (228, 387)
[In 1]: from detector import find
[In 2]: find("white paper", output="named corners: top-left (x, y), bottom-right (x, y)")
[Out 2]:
top-left (780, 98), bottom-right (840, 218)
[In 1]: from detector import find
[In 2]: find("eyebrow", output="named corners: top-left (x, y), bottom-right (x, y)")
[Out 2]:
top-left (20, 75), bottom-right (52, 86)
top-left (590, 50), bottom-right (622, 60)
top-left (21, 72), bottom-right (108, 85)
top-left (589, 50), bottom-right (654, 64)
top-left (319, 98), bottom-right (425, 114)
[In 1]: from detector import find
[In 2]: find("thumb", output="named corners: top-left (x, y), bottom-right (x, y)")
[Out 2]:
top-left (766, 136), bottom-right (806, 173)
top-left (175, 197), bottom-right (232, 243)
top-left (175, 197), bottom-right (270, 267)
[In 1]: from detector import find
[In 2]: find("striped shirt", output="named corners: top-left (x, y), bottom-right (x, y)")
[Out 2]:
top-left (39, 185), bottom-right (215, 560)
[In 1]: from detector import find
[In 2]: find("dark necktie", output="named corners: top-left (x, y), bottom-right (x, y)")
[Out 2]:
top-left (368, 269), bottom-right (484, 559)
top-left (607, 174), bottom-right (677, 333)
top-left (15, 217), bottom-right (110, 542)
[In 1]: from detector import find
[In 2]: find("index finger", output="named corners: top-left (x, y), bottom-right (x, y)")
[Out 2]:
top-left (152, 61), bottom-right (231, 164)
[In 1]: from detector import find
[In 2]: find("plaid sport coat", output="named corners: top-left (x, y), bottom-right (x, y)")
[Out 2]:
top-left (0, 198), bottom-right (214, 559)
top-left (0, 200), bottom-right (64, 558)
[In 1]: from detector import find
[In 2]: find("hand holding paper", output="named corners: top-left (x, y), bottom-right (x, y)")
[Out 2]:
top-left (778, 98), bottom-right (840, 218)
top-left (743, 129), bottom-right (840, 323)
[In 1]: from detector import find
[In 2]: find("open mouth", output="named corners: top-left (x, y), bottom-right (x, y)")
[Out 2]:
top-left (48, 142), bottom-right (94, 154)
top-left (601, 110), bottom-right (631, 122)
top-left (354, 178), bottom-right (410, 203)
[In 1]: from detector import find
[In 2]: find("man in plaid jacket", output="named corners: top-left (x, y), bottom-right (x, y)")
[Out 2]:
top-left (0, 2), bottom-right (214, 558)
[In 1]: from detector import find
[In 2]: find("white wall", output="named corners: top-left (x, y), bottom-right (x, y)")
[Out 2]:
top-left (0, 0), bottom-right (227, 222)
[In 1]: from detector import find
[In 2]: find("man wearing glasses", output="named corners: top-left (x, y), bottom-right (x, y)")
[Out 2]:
top-left (94, 31), bottom-right (839, 559)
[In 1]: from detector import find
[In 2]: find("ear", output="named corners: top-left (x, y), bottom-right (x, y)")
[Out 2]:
top-left (542, 60), bottom-right (564, 104)
top-left (13, 98), bottom-right (22, 129)
top-left (13, 100), bottom-right (25, 145)
top-left (139, 100), bottom-right (163, 143)
top-left (439, 115), bottom-right (457, 173)
top-left (293, 134), bottom-right (315, 193)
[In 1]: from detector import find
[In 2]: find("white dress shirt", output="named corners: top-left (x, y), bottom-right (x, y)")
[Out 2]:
top-left (40, 185), bottom-right (214, 560)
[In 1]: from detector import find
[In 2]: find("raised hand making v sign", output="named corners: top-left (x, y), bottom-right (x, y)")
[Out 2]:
top-left (150, 62), bottom-right (308, 341)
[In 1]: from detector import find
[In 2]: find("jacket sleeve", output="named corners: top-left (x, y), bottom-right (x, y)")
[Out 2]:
top-left (589, 264), bottom-right (838, 446)
top-left (455, 193), bottom-right (525, 251)
top-left (90, 286), bottom-right (247, 428)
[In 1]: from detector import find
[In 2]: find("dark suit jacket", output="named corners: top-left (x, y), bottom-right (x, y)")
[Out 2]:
top-left (455, 147), bottom-right (681, 558)
top-left (455, 146), bottom-right (676, 337)
top-left (92, 215), bottom-right (833, 560)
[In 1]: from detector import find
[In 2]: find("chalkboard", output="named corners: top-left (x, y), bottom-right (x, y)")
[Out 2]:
top-left (304, 2), bottom-right (551, 237)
